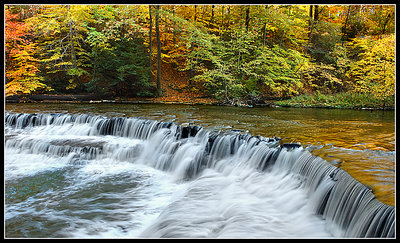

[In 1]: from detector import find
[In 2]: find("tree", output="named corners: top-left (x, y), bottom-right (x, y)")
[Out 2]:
top-left (5, 7), bottom-right (48, 96)
top-left (85, 5), bottom-right (151, 97)
top-left (4, 4), bottom-right (395, 104)
top-left (28, 5), bottom-right (92, 92)
top-left (347, 34), bottom-right (395, 107)
top-left (244, 45), bottom-right (306, 97)
top-left (364, 5), bottom-right (395, 37)
top-left (189, 5), bottom-right (310, 100)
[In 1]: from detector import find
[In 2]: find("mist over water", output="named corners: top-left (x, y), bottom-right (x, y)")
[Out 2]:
top-left (4, 109), bottom-right (395, 238)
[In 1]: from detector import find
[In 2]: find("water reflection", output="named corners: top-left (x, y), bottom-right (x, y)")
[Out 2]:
top-left (309, 145), bottom-right (395, 205)
top-left (5, 103), bottom-right (395, 205)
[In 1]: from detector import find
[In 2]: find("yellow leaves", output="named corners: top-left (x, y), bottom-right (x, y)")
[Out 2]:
top-left (70, 5), bottom-right (92, 24)
top-left (265, 24), bottom-right (277, 32)
top-left (66, 79), bottom-right (78, 90)
top-left (5, 9), bottom-right (48, 96)
top-left (161, 53), bottom-right (172, 59)
top-left (348, 34), bottom-right (395, 100)
top-left (5, 78), bottom-right (47, 96)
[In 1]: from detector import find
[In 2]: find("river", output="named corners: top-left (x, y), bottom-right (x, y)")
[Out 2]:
top-left (4, 102), bottom-right (395, 238)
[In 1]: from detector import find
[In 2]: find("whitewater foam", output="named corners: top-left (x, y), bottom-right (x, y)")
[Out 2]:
top-left (5, 112), bottom-right (395, 238)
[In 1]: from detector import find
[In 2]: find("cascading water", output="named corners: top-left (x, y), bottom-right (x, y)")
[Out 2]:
top-left (4, 112), bottom-right (395, 238)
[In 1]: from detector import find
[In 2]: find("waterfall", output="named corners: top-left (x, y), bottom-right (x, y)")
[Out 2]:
top-left (5, 112), bottom-right (395, 238)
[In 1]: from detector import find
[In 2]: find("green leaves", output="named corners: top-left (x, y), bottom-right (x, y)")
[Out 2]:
top-left (243, 45), bottom-right (305, 96)
top-left (192, 21), bottom-right (307, 101)
top-left (86, 24), bottom-right (151, 97)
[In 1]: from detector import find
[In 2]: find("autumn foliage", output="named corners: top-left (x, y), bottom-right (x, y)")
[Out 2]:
top-left (4, 5), bottom-right (395, 107)
top-left (5, 8), bottom-right (48, 96)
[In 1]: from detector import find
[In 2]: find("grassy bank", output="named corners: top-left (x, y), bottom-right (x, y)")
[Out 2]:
top-left (274, 92), bottom-right (395, 110)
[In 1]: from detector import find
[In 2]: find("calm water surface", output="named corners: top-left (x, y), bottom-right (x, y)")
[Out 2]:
top-left (5, 102), bottom-right (395, 206)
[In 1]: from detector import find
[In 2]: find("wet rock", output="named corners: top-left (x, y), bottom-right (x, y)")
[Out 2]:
top-left (281, 143), bottom-right (302, 150)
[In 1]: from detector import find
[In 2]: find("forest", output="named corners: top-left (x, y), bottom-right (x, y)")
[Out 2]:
top-left (5, 4), bottom-right (395, 108)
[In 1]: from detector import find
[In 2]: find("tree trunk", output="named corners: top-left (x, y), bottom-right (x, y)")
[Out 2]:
top-left (341, 5), bottom-right (351, 46)
top-left (227, 6), bottom-right (231, 27)
top-left (149, 5), bottom-right (152, 77)
top-left (189, 5), bottom-right (197, 85)
top-left (308, 5), bottom-right (314, 47)
top-left (262, 22), bottom-right (267, 47)
top-left (210, 5), bottom-right (214, 28)
top-left (155, 5), bottom-right (162, 97)
top-left (68, 6), bottom-right (77, 69)
top-left (279, 29), bottom-right (285, 47)
top-left (69, 20), bottom-right (77, 69)
top-left (381, 10), bottom-right (392, 37)
top-left (313, 5), bottom-right (319, 21)
top-left (221, 5), bottom-right (224, 32)
top-left (172, 6), bottom-right (176, 44)
top-left (245, 6), bottom-right (250, 31)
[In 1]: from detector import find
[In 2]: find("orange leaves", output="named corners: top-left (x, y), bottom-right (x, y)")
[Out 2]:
top-left (5, 7), bottom-right (47, 96)
top-left (5, 9), bottom-right (31, 52)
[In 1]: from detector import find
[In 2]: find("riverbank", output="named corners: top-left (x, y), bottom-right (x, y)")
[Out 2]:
top-left (5, 94), bottom-right (219, 106)
top-left (5, 92), bottom-right (395, 111)
top-left (273, 92), bottom-right (395, 110)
